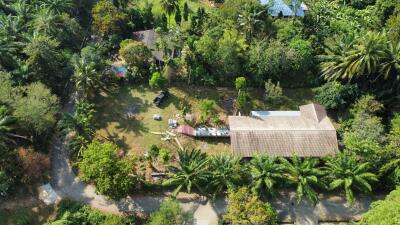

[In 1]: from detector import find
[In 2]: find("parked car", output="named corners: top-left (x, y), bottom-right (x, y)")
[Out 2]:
top-left (153, 90), bottom-right (169, 106)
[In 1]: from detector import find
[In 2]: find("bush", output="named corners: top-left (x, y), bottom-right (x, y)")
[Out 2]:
top-left (158, 148), bottom-right (170, 164)
top-left (264, 79), bottom-right (283, 104)
top-left (313, 82), bottom-right (359, 111)
top-left (358, 187), bottom-right (400, 225)
top-left (224, 187), bottom-right (278, 225)
top-left (149, 72), bottom-right (168, 89)
top-left (148, 199), bottom-right (192, 225)
top-left (79, 141), bottom-right (138, 199)
top-left (46, 199), bottom-right (134, 224)
top-left (148, 144), bottom-right (160, 159)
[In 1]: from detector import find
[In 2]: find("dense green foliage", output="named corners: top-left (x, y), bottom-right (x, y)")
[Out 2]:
top-left (79, 141), bottom-right (138, 199)
top-left (46, 200), bottom-right (134, 225)
top-left (224, 187), bottom-right (278, 225)
top-left (147, 199), bottom-right (192, 225)
top-left (359, 187), bottom-right (400, 225)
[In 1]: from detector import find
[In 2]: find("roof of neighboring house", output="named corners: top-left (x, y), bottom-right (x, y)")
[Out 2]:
top-left (132, 30), bottom-right (164, 61)
top-left (260, 0), bottom-right (308, 17)
top-left (228, 103), bottom-right (338, 157)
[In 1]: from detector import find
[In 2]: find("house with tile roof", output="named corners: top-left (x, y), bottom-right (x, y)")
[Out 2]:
top-left (260, 0), bottom-right (308, 17)
top-left (228, 103), bottom-right (338, 157)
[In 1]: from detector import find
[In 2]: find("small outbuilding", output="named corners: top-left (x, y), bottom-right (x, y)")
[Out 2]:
top-left (132, 29), bottom-right (164, 62)
top-left (228, 103), bottom-right (338, 157)
top-left (260, 0), bottom-right (308, 17)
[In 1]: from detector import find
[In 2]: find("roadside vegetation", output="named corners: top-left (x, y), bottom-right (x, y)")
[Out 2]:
top-left (0, 0), bottom-right (399, 224)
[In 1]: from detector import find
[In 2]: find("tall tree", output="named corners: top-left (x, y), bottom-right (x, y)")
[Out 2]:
top-left (160, 0), bottom-right (179, 25)
top-left (175, 6), bottom-right (182, 25)
top-left (71, 56), bottom-right (102, 99)
top-left (183, 2), bottom-right (189, 21)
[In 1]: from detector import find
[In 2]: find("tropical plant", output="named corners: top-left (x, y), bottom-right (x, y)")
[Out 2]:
top-left (249, 155), bottom-right (285, 196)
top-left (208, 155), bottom-right (243, 196)
top-left (163, 149), bottom-right (209, 195)
top-left (323, 151), bottom-right (378, 204)
top-left (39, 0), bottom-right (74, 13)
top-left (71, 56), bottom-right (102, 99)
top-left (281, 156), bottom-right (324, 205)
top-left (148, 198), bottom-right (193, 225)
top-left (380, 42), bottom-right (400, 81)
top-left (224, 187), bottom-right (278, 225)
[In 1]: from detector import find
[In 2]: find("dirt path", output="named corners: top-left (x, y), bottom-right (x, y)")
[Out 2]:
top-left (49, 92), bottom-right (381, 225)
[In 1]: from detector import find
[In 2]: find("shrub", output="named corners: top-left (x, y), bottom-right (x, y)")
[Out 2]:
top-left (313, 82), bottom-right (359, 111)
top-left (17, 148), bottom-right (50, 184)
top-left (148, 199), bottom-right (192, 225)
top-left (199, 99), bottom-right (216, 123)
top-left (46, 199), bottom-right (134, 224)
top-left (224, 187), bottom-right (278, 225)
top-left (358, 187), bottom-right (400, 225)
top-left (79, 141), bottom-right (138, 199)
top-left (158, 148), bottom-right (170, 164)
top-left (264, 79), bottom-right (283, 104)
top-left (149, 144), bottom-right (160, 159)
top-left (149, 72), bottom-right (168, 89)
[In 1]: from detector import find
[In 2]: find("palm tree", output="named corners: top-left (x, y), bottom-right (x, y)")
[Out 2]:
top-left (71, 56), bottom-right (102, 99)
top-left (281, 156), bottom-right (324, 205)
top-left (163, 149), bottom-right (209, 195)
top-left (208, 155), bottom-right (243, 196)
top-left (39, 0), bottom-right (74, 14)
top-left (320, 32), bottom-right (387, 81)
top-left (380, 42), bottom-right (400, 81)
top-left (249, 155), bottom-right (285, 196)
top-left (344, 32), bottom-right (386, 79)
top-left (323, 151), bottom-right (378, 204)
top-left (160, 0), bottom-right (179, 25)
top-left (238, 8), bottom-right (264, 40)
top-left (320, 35), bottom-right (355, 81)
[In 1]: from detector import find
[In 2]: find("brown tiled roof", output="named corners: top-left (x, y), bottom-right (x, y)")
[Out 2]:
top-left (229, 103), bottom-right (338, 157)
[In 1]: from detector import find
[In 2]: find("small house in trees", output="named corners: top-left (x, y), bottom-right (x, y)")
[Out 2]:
top-left (260, 0), bottom-right (309, 17)
top-left (228, 103), bottom-right (338, 157)
top-left (133, 30), bottom-right (164, 63)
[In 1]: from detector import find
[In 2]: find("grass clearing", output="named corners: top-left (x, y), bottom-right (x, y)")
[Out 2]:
top-left (93, 85), bottom-right (314, 157)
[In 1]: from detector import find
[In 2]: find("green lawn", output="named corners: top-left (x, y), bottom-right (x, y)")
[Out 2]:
top-left (93, 85), bottom-right (314, 157)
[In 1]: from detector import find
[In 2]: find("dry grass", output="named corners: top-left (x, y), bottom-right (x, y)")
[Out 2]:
top-left (93, 85), bottom-right (314, 157)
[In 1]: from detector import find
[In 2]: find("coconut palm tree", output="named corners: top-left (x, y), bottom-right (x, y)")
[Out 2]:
top-left (163, 149), bottom-right (209, 195)
top-left (320, 35), bottom-right (355, 81)
top-left (320, 32), bottom-right (387, 81)
top-left (324, 151), bottom-right (378, 204)
top-left (249, 155), bottom-right (285, 196)
top-left (208, 155), bottom-right (243, 196)
top-left (380, 42), bottom-right (400, 81)
top-left (238, 8), bottom-right (264, 40)
top-left (160, 0), bottom-right (179, 25)
top-left (344, 31), bottom-right (387, 79)
top-left (281, 156), bottom-right (324, 205)
top-left (71, 56), bottom-right (102, 99)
